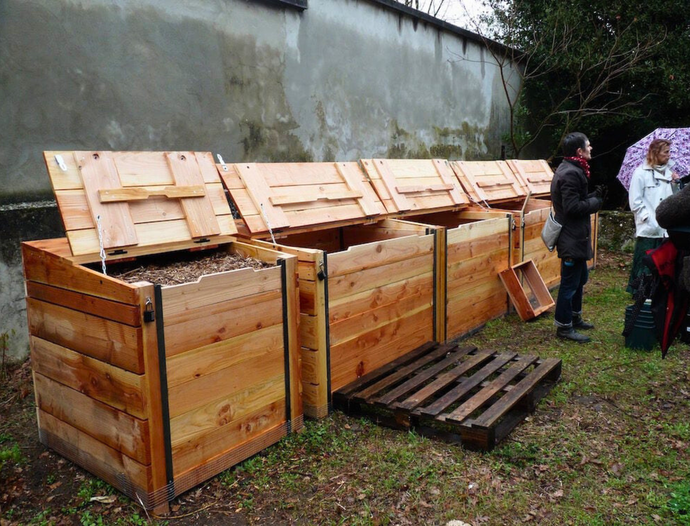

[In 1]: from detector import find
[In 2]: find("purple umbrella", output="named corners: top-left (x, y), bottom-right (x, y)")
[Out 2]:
top-left (616, 128), bottom-right (690, 191)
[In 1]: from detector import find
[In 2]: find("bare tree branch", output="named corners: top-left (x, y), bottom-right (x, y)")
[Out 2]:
top-left (450, 0), bottom-right (663, 158)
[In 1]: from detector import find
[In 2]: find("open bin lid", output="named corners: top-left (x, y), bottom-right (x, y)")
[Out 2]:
top-left (44, 151), bottom-right (237, 260)
top-left (359, 159), bottom-right (469, 215)
top-left (450, 160), bottom-right (526, 204)
top-left (217, 161), bottom-right (387, 236)
top-left (507, 159), bottom-right (554, 197)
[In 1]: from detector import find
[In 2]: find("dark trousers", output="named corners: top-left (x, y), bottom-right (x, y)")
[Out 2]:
top-left (554, 258), bottom-right (588, 328)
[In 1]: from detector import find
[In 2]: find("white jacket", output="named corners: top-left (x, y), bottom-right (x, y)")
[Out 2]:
top-left (629, 161), bottom-right (677, 238)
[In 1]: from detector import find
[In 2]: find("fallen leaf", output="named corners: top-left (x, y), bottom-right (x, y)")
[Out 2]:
top-left (90, 495), bottom-right (117, 504)
top-left (551, 489), bottom-right (564, 498)
top-left (610, 463), bottom-right (625, 476)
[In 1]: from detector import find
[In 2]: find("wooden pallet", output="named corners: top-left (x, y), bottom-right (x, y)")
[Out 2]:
top-left (332, 342), bottom-right (561, 451)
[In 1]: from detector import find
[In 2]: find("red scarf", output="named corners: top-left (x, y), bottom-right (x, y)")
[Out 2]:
top-left (564, 156), bottom-right (591, 178)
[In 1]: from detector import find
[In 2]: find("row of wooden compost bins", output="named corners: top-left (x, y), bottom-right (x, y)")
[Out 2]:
top-left (23, 151), bottom-right (581, 510)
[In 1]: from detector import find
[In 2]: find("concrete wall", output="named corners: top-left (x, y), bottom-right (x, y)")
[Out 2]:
top-left (0, 0), bottom-right (520, 361)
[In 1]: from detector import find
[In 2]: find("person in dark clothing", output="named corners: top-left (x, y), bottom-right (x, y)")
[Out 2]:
top-left (550, 132), bottom-right (604, 342)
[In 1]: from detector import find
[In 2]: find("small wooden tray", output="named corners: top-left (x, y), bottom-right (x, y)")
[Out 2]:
top-left (333, 342), bottom-right (561, 451)
top-left (499, 259), bottom-right (555, 321)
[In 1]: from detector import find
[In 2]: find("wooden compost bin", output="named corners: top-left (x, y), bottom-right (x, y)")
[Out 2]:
top-left (217, 161), bottom-right (446, 418)
top-left (451, 161), bottom-right (558, 287)
top-left (25, 151), bottom-right (302, 512)
top-left (361, 159), bottom-right (513, 342)
top-left (453, 160), bottom-right (597, 289)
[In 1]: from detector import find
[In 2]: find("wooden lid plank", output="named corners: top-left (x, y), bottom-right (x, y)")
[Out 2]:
top-left (432, 159), bottom-right (469, 206)
top-left (166, 152), bottom-right (220, 238)
top-left (372, 159), bottom-right (411, 213)
top-left (233, 163), bottom-right (291, 232)
top-left (335, 162), bottom-right (381, 217)
top-left (75, 151), bottom-right (138, 250)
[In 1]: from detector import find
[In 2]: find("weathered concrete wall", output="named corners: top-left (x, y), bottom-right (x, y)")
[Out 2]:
top-left (0, 0), bottom-right (519, 360)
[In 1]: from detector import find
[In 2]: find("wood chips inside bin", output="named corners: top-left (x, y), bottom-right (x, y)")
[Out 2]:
top-left (107, 249), bottom-right (273, 286)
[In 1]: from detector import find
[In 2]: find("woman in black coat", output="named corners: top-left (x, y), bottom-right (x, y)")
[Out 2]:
top-left (550, 132), bottom-right (604, 342)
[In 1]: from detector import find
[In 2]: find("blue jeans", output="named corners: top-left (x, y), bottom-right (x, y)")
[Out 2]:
top-left (554, 258), bottom-right (588, 328)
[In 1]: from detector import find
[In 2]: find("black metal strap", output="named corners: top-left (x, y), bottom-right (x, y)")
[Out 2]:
top-left (324, 252), bottom-right (332, 412)
top-left (153, 284), bottom-right (174, 493)
top-left (279, 259), bottom-right (292, 433)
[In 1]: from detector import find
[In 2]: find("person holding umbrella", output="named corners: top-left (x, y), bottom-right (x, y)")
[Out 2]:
top-left (627, 138), bottom-right (679, 293)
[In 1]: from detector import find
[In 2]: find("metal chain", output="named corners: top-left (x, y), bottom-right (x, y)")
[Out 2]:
top-left (96, 214), bottom-right (107, 276)
top-left (259, 203), bottom-right (277, 245)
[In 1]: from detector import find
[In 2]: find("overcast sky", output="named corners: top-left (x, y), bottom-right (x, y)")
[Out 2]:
top-left (414, 0), bottom-right (490, 30)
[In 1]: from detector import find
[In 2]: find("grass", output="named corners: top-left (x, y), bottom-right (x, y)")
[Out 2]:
top-left (203, 260), bottom-right (688, 525)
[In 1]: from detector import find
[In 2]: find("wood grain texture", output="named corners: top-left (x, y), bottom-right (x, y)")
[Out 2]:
top-left (22, 241), bottom-right (140, 304)
top-left (26, 281), bottom-right (140, 326)
top-left (166, 152), bottom-right (221, 238)
top-left (34, 372), bottom-right (150, 464)
top-left (30, 336), bottom-right (147, 418)
top-left (38, 409), bottom-right (151, 493)
top-left (27, 298), bottom-right (144, 373)
top-left (329, 308), bottom-right (433, 391)
top-left (75, 151), bottom-right (138, 250)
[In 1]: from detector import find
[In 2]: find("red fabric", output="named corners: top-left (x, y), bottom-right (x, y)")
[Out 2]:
top-left (647, 240), bottom-right (677, 280)
top-left (564, 156), bottom-right (591, 178)
top-left (644, 240), bottom-right (688, 355)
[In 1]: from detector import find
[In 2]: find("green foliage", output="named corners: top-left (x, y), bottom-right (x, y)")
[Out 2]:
top-left (0, 436), bottom-right (23, 470)
top-left (480, 0), bottom-right (690, 171)
top-left (80, 510), bottom-right (107, 526)
top-left (76, 478), bottom-right (113, 503)
top-left (666, 481), bottom-right (690, 524)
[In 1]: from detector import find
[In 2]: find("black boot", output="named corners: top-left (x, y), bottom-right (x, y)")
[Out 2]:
top-left (572, 315), bottom-right (594, 330)
top-left (556, 327), bottom-right (592, 343)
